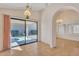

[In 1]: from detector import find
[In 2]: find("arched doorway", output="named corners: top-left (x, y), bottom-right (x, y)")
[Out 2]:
top-left (53, 6), bottom-right (79, 48)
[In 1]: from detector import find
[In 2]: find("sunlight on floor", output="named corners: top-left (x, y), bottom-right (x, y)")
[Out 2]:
top-left (11, 42), bottom-right (19, 47)
top-left (11, 46), bottom-right (23, 51)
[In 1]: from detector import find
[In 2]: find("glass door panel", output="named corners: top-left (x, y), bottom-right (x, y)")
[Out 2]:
top-left (26, 21), bottom-right (38, 43)
top-left (10, 19), bottom-right (26, 47)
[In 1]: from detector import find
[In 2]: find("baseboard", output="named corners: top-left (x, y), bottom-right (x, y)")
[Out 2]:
top-left (56, 36), bottom-right (79, 42)
top-left (0, 47), bottom-right (10, 52)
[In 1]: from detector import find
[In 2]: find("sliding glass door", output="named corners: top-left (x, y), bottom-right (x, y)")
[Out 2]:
top-left (26, 21), bottom-right (38, 44)
top-left (10, 18), bottom-right (38, 47)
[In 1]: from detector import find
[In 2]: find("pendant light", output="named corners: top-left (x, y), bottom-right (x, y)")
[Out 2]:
top-left (24, 4), bottom-right (32, 19)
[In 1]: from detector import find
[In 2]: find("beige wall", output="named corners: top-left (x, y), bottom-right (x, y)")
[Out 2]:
top-left (0, 14), bottom-right (3, 50)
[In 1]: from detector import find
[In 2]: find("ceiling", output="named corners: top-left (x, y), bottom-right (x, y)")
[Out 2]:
top-left (0, 3), bottom-right (79, 11)
top-left (0, 3), bottom-right (48, 11)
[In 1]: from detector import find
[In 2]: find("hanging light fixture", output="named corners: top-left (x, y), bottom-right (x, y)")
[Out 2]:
top-left (24, 4), bottom-right (32, 19)
top-left (56, 19), bottom-right (63, 24)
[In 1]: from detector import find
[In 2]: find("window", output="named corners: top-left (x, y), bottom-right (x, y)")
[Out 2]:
top-left (58, 24), bottom-right (65, 34)
top-left (73, 24), bottom-right (79, 33)
top-left (57, 23), bottom-right (79, 34)
top-left (67, 24), bottom-right (72, 34)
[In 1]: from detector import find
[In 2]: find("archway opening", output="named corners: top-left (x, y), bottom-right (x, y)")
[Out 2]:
top-left (53, 7), bottom-right (79, 48)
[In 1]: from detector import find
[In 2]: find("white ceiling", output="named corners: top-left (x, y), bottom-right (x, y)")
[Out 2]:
top-left (0, 3), bottom-right (47, 11)
top-left (0, 3), bottom-right (79, 11)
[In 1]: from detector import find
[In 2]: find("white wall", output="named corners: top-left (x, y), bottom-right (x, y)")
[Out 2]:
top-left (0, 14), bottom-right (3, 50)
top-left (0, 9), bottom-right (41, 20)
top-left (41, 7), bottom-right (56, 48)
